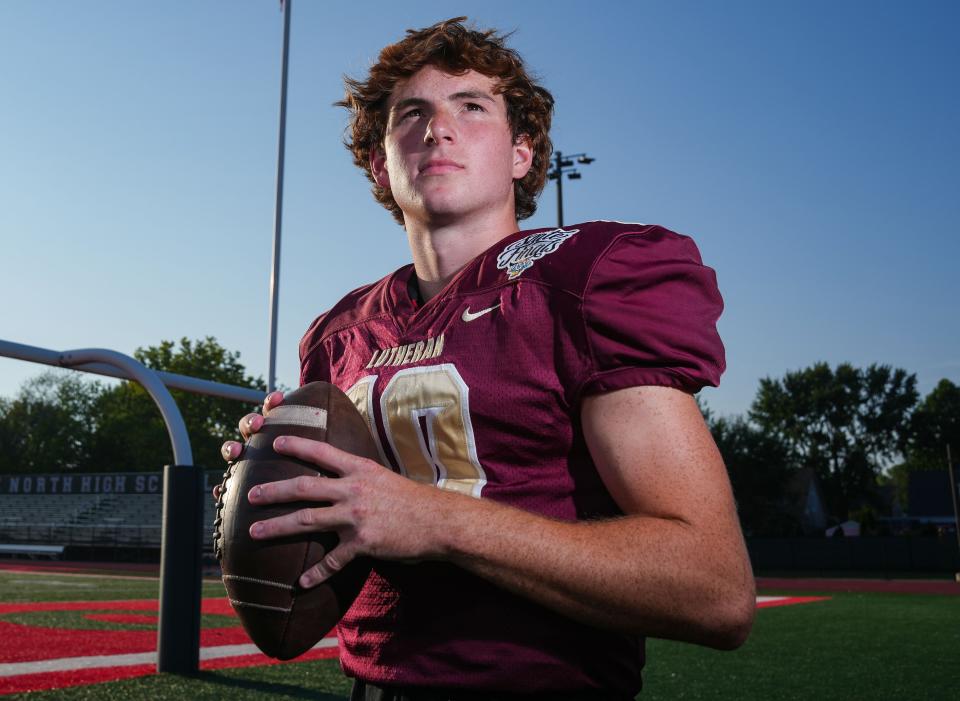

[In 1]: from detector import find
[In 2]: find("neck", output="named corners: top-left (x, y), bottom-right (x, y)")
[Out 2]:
top-left (404, 208), bottom-right (519, 301)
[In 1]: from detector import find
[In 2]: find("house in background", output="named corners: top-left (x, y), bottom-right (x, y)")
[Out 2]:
top-left (786, 466), bottom-right (828, 535)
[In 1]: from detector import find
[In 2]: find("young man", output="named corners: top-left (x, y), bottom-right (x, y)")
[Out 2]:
top-left (221, 17), bottom-right (754, 701)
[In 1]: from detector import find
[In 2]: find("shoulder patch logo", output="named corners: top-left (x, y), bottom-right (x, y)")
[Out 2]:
top-left (496, 228), bottom-right (579, 280)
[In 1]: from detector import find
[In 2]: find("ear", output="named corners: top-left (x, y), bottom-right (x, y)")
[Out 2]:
top-left (511, 134), bottom-right (533, 180)
top-left (370, 146), bottom-right (390, 189)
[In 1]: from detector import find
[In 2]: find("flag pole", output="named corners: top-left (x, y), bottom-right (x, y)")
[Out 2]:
top-left (268, 0), bottom-right (291, 394)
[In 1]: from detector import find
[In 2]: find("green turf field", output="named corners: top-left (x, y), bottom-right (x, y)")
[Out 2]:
top-left (2, 570), bottom-right (957, 700)
top-left (0, 570), bottom-right (225, 603)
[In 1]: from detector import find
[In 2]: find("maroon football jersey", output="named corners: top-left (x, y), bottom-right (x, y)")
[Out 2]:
top-left (299, 221), bottom-right (724, 695)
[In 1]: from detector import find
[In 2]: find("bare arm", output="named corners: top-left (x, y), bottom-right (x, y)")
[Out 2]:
top-left (437, 385), bottom-right (755, 648)
top-left (227, 385), bottom-right (755, 649)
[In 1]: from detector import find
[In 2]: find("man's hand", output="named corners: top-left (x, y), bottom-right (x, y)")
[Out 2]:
top-left (217, 390), bottom-right (452, 589)
top-left (213, 390), bottom-right (285, 501)
top-left (246, 437), bottom-right (451, 587)
top-left (219, 390), bottom-right (285, 463)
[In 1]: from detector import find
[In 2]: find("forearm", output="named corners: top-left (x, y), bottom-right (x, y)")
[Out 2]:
top-left (430, 490), bottom-right (755, 648)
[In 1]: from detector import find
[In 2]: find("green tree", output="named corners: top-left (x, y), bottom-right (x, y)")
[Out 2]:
top-left (886, 378), bottom-right (960, 508)
top-left (90, 337), bottom-right (265, 471)
top-left (0, 372), bottom-right (103, 473)
top-left (708, 414), bottom-right (795, 536)
top-left (749, 362), bottom-right (917, 520)
top-left (908, 378), bottom-right (960, 467)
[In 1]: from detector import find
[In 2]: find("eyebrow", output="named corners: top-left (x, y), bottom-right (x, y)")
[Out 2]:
top-left (389, 90), bottom-right (497, 115)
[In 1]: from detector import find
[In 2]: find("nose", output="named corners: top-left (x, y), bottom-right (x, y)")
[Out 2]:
top-left (424, 109), bottom-right (456, 145)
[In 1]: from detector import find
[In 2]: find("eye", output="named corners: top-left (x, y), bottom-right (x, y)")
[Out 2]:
top-left (464, 102), bottom-right (485, 112)
top-left (399, 108), bottom-right (423, 121)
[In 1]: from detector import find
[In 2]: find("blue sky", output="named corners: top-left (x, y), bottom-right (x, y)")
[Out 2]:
top-left (1, 0), bottom-right (958, 420)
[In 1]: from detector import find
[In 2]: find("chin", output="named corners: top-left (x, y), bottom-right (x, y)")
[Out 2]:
top-left (412, 197), bottom-right (478, 223)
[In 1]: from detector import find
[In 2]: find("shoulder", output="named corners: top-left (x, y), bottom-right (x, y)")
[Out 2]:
top-left (570, 222), bottom-right (725, 396)
top-left (506, 221), bottom-right (726, 397)
top-left (298, 267), bottom-right (407, 363)
top-left (482, 220), bottom-right (707, 297)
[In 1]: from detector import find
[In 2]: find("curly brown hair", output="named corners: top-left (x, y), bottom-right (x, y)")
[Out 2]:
top-left (337, 17), bottom-right (554, 225)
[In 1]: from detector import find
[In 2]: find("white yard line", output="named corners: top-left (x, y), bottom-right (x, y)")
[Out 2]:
top-left (756, 596), bottom-right (789, 603)
top-left (0, 638), bottom-right (338, 677)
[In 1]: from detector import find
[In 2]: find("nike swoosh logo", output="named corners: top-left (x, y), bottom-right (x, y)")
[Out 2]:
top-left (461, 303), bottom-right (501, 322)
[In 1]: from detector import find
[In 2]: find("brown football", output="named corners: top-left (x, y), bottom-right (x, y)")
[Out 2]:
top-left (213, 381), bottom-right (380, 660)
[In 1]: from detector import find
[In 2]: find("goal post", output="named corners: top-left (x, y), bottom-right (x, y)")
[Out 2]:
top-left (0, 338), bottom-right (264, 674)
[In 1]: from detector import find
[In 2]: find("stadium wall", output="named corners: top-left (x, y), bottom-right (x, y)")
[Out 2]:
top-left (748, 536), bottom-right (960, 574)
top-left (0, 471), bottom-right (220, 495)
top-left (3, 472), bottom-right (959, 573)
top-left (0, 471), bottom-right (221, 563)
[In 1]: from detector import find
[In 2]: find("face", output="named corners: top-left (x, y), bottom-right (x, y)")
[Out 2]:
top-left (370, 65), bottom-right (532, 227)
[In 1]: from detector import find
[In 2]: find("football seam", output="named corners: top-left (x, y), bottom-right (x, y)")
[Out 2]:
top-left (229, 599), bottom-right (293, 613)
top-left (223, 574), bottom-right (295, 591)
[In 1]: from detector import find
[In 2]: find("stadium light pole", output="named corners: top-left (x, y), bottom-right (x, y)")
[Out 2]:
top-left (547, 150), bottom-right (595, 228)
top-left (267, 0), bottom-right (292, 394)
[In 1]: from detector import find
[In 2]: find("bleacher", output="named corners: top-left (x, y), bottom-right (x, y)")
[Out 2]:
top-left (0, 488), bottom-right (216, 558)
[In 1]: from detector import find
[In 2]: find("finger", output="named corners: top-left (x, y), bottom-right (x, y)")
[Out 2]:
top-left (249, 503), bottom-right (352, 540)
top-left (262, 391), bottom-right (285, 414)
top-left (272, 436), bottom-right (372, 477)
top-left (211, 484), bottom-right (221, 501)
top-left (300, 543), bottom-right (357, 588)
top-left (238, 413), bottom-right (264, 440)
top-left (248, 473), bottom-right (348, 506)
top-left (221, 441), bottom-right (243, 462)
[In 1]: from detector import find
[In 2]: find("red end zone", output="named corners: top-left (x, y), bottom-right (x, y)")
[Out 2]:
top-left (0, 597), bottom-right (339, 695)
top-left (0, 649), bottom-right (339, 696)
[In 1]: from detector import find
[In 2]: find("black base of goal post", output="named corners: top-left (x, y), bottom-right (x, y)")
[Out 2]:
top-left (157, 464), bottom-right (204, 674)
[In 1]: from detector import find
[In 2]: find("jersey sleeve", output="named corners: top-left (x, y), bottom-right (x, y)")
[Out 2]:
top-left (298, 313), bottom-right (333, 386)
top-left (575, 229), bottom-right (725, 399)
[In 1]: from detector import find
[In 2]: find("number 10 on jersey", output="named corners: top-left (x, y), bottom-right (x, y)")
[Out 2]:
top-left (346, 364), bottom-right (487, 498)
